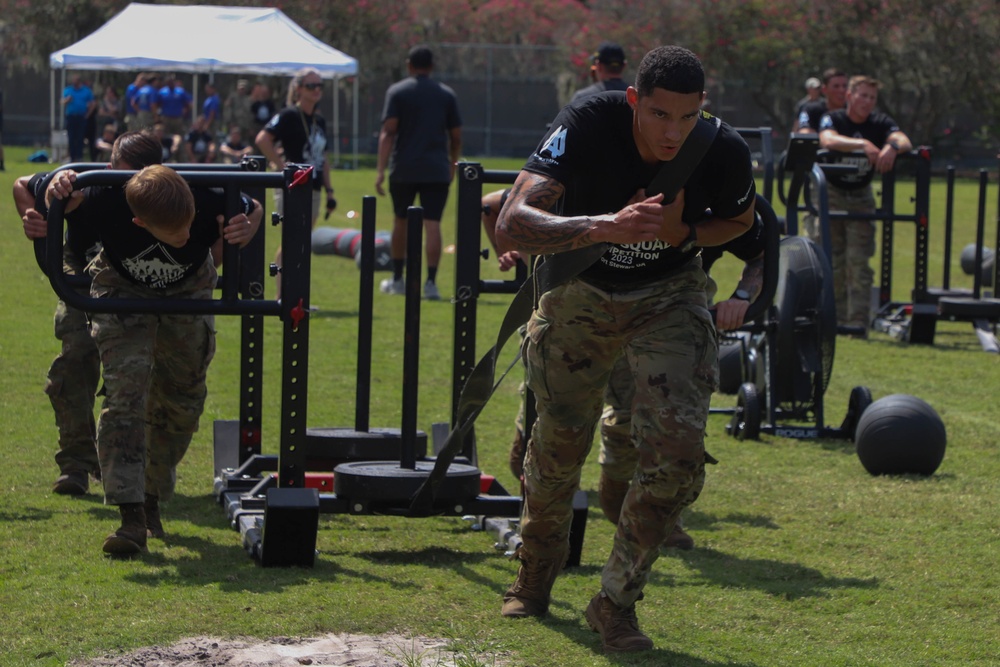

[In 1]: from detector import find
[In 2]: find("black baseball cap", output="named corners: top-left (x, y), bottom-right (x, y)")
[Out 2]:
top-left (593, 42), bottom-right (626, 66)
top-left (407, 45), bottom-right (434, 69)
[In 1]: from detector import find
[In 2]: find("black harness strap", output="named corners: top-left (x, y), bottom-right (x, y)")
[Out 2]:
top-left (408, 114), bottom-right (722, 515)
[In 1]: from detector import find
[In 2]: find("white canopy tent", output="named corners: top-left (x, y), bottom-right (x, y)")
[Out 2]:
top-left (49, 3), bottom-right (359, 166)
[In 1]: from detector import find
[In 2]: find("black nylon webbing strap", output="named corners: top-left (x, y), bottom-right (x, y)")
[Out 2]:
top-left (408, 114), bottom-right (722, 515)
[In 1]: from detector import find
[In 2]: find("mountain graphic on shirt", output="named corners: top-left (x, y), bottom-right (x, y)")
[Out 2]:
top-left (121, 243), bottom-right (191, 288)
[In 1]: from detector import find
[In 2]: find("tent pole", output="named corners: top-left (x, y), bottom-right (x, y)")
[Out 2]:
top-left (332, 75), bottom-right (340, 168)
top-left (193, 73), bottom-right (200, 125)
top-left (50, 69), bottom-right (55, 146)
top-left (60, 70), bottom-right (67, 130)
top-left (353, 73), bottom-right (359, 169)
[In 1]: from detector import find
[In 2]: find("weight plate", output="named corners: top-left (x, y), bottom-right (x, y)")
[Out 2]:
top-left (333, 460), bottom-right (481, 503)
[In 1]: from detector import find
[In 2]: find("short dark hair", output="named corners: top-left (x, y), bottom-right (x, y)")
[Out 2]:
top-left (822, 67), bottom-right (847, 85)
top-left (407, 45), bottom-right (434, 69)
top-left (111, 131), bottom-right (163, 170)
top-left (634, 46), bottom-right (704, 97)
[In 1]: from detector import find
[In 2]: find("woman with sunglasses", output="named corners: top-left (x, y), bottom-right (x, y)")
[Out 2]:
top-left (256, 67), bottom-right (335, 295)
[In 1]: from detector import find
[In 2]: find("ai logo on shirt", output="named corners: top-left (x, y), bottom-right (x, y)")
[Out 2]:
top-left (541, 125), bottom-right (567, 158)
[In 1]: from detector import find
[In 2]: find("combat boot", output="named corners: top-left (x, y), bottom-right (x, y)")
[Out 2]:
top-left (508, 428), bottom-right (526, 479)
top-left (663, 516), bottom-right (695, 550)
top-left (52, 470), bottom-right (89, 496)
top-left (144, 494), bottom-right (164, 539)
top-left (501, 547), bottom-right (566, 618)
top-left (597, 472), bottom-right (629, 524)
top-left (585, 591), bottom-right (654, 653)
top-left (102, 503), bottom-right (148, 556)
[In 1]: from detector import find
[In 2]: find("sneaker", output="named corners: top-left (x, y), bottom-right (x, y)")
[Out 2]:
top-left (379, 277), bottom-right (405, 295)
top-left (423, 281), bottom-right (441, 301)
top-left (585, 591), bottom-right (654, 653)
top-left (501, 547), bottom-right (566, 618)
top-left (53, 471), bottom-right (89, 496)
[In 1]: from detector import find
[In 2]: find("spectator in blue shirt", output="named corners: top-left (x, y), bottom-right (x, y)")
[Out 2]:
top-left (62, 75), bottom-right (96, 161)
top-left (157, 76), bottom-right (192, 138)
top-left (131, 74), bottom-right (161, 130)
top-left (202, 81), bottom-right (222, 136)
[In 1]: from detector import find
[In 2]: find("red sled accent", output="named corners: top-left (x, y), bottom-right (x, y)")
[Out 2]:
top-left (305, 472), bottom-right (334, 491)
top-left (480, 474), bottom-right (496, 493)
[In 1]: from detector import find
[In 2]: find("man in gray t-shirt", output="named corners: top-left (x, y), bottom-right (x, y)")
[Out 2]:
top-left (375, 45), bottom-right (463, 301)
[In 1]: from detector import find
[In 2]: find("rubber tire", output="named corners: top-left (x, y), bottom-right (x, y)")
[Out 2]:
top-left (773, 236), bottom-right (837, 411)
top-left (840, 385), bottom-right (873, 440)
top-left (732, 382), bottom-right (762, 441)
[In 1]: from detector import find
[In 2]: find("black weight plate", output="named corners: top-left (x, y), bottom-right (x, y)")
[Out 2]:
top-left (306, 427), bottom-right (427, 461)
top-left (333, 460), bottom-right (481, 503)
top-left (717, 337), bottom-right (746, 395)
top-left (734, 382), bottom-right (761, 441)
top-left (938, 297), bottom-right (1000, 320)
top-left (841, 385), bottom-right (873, 440)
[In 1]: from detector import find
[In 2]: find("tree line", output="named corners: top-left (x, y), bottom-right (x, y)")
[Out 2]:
top-left (3, 0), bottom-right (997, 152)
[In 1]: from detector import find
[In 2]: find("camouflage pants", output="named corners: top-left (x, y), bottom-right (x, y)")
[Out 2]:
top-left (89, 251), bottom-right (217, 505)
top-left (597, 356), bottom-right (640, 483)
top-left (598, 275), bottom-right (721, 482)
top-left (46, 248), bottom-right (100, 476)
top-left (811, 186), bottom-right (877, 326)
top-left (520, 262), bottom-right (718, 607)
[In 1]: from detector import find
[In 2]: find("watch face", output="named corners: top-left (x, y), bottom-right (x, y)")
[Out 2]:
top-left (734, 289), bottom-right (751, 301)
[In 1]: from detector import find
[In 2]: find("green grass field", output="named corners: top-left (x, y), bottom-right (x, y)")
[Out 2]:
top-left (0, 145), bottom-right (998, 666)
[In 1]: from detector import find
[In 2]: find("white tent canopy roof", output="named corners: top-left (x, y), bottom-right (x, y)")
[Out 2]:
top-left (49, 3), bottom-right (358, 78)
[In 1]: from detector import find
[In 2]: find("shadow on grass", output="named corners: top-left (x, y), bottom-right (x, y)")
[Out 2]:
top-left (671, 546), bottom-right (879, 599)
top-left (0, 506), bottom-right (54, 522)
top-left (344, 546), bottom-right (762, 666)
top-left (580, 495), bottom-right (781, 534)
top-left (350, 545), bottom-right (510, 595)
top-left (538, 613), bottom-right (762, 667)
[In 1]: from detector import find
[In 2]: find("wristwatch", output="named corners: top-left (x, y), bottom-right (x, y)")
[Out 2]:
top-left (678, 223), bottom-right (698, 253)
top-left (731, 288), bottom-right (751, 301)
top-left (887, 139), bottom-right (901, 151)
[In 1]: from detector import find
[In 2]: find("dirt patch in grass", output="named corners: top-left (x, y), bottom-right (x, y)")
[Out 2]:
top-left (68, 633), bottom-right (478, 666)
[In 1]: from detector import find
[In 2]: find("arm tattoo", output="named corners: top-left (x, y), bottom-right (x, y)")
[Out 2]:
top-left (737, 254), bottom-right (765, 301)
top-left (499, 172), bottom-right (602, 255)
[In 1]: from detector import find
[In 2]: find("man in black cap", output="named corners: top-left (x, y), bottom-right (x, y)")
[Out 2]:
top-left (375, 45), bottom-right (463, 301)
top-left (570, 42), bottom-right (629, 104)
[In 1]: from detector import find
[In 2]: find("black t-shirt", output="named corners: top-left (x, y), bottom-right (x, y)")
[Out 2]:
top-left (818, 109), bottom-right (900, 190)
top-left (262, 106), bottom-right (328, 190)
top-left (67, 185), bottom-right (253, 289)
top-left (160, 137), bottom-right (176, 162)
top-left (523, 92), bottom-right (756, 286)
top-left (797, 99), bottom-right (829, 133)
top-left (381, 74), bottom-right (462, 183)
top-left (570, 78), bottom-right (630, 105)
top-left (251, 99), bottom-right (278, 128)
top-left (28, 172), bottom-right (100, 261)
top-left (701, 213), bottom-right (765, 272)
top-left (185, 130), bottom-right (214, 159)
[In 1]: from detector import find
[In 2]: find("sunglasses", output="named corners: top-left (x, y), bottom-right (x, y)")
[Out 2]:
top-left (302, 82), bottom-right (323, 90)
